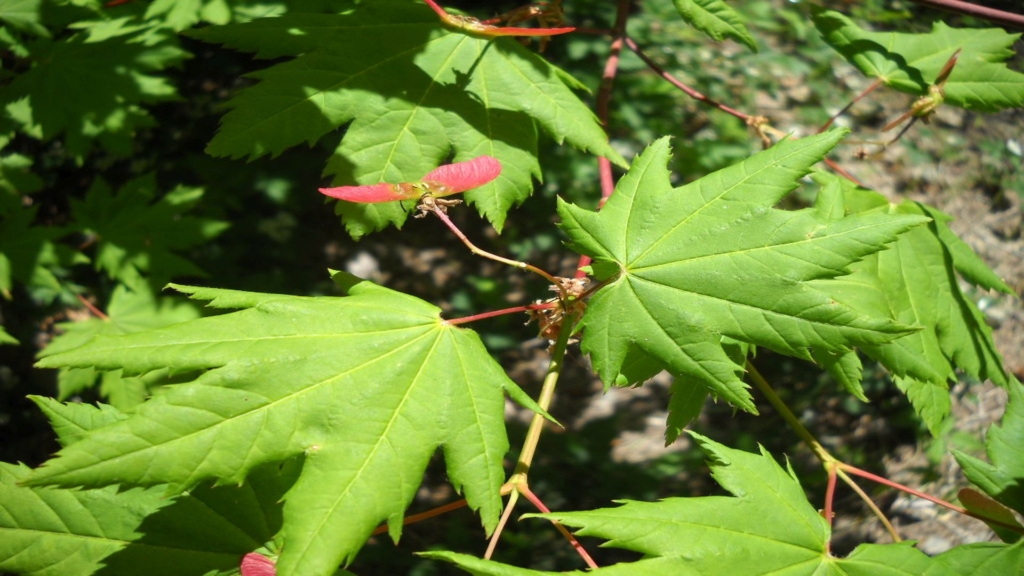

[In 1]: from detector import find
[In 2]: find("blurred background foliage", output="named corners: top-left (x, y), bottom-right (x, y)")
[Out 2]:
top-left (1, 0), bottom-right (1021, 573)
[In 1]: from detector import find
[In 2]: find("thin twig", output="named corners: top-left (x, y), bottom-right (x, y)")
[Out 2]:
top-left (596, 0), bottom-right (630, 200)
top-left (747, 361), bottom-right (1024, 540)
top-left (907, 0), bottom-right (1024, 29)
top-left (624, 37), bottom-right (755, 125)
top-left (834, 468), bottom-right (903, 542)
top-left (575, 0), bottom-right (632, 279)
top-left (818, 78), bottom-right (884, 133)
top-left (518, 483), bottom-right (599, 569)
top-left (840, 463), bottom-right (1024, 535)
top-left (824, 157), bottom-right (867, 187)
top-left (486, 490), bottom-right (520, 559)
top-left (626, 36), bottom-right (874, 184)
top-left (429, 205), bottom-right (567, 299)
top-left (370, 499), bottom-right (469, 536)
top-left (746, 361), bottom-right (901, 539)
top-left (75, 293), bottom-right (109, 320)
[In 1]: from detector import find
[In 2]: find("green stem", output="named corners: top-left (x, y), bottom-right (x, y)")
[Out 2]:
top-left (745, 361), bottom-right (834, 464)
top-left (512, 311), bottom-right (578, 479)
top-left (487, 311), bottom-right (579, 557)
top-left (746, 361), bottom-right (901, 540)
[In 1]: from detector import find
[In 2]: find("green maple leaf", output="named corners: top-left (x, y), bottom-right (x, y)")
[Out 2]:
top-left (808, 175), bottom-right (1012, 433)
top-left (425, 433), bottom-right (939, 575)
top-left (557, 131), bottom-right (927, 418)
top-left (672, 0), bottom-right (757, 52)
top-left (1, 29), bottom-right (189, 156)
top-left (70, 175), bottom-right (229, 284)
top-left (954, 380), bottom-right (1024, 516)
top-left (0, 192), bottom-right (78, 301)
top-left (0, 0), bottom-right (49, 37)
top-left (811, 348), bottom-right (866, 401)
top-left (145, 0), bottom-right (229, 31)
top-left (32, 395), bottom-right (130, 447)
top-left (27, 272), bottom-right (538, 576)
top-left (39, 274), bottom-right (202, 410)
top-left (189, 0), bottom-right (625, 238)
top-left (925, 541), bottom-right (1024, 575)
top-left (0, 151), bottom-right (43, 195)
top-left (812, 8), bottom-right (1024, 111)
top-left (2, 397), bottom-right (319, 576)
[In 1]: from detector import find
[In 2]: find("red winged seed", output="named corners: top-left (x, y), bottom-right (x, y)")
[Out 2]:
top-left (240, 552), bottom-right (276, 576)
top-left (420, 155), bottom-right (502, 194)
top-left (318, 182), bottom-right (412, 203)
top-left (319, 156), bottom-right (501, 204)
top-left (477, 26), bottom-right (576, 37)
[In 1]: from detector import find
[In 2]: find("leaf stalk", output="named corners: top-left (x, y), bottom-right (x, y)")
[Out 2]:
top-left (747, 361), bottom-right (1024, 542)
top-left (839, 462), bottom-right (1024, 535)
top-left (746, 361), bottom-right (901, 540)
top-left (517, 483), bottom-right (599, 569)
top-left (428, 205), bottom-right (567, 299)
top-left (446, 302), bottom-right (557, 326)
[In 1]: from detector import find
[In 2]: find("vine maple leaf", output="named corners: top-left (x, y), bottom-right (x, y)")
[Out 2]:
top-left (0, 31), bottom-right (188, 157)
top-left (937, 380), bottom-right (1024, 571)
top-left (806, 175), bottom-right (1015, 430)
top-left (425, 433), bottom-right (939, 574)
top-left (189, 0), bottom-right (624, 238)
top-left (1, 398), bottom-right (303, 576)
top-left (0, 194), bottom-right (70, 300)
top-left (27, 272), bottom-right (539, 576)
top-left (672, 0), bottom-right (758, 52)
top-left (812, 8), bottom-right (1024, 111)
top-left (69, 175), bottom-right (229, 285)
top-left (558, 130), bottom-right (928, 423)
top-left (955, 381), bottom-right (1024, 517)
top-left (39, 272), bottom-right (202, 410)
top-left (806, 174), bottom-right (1013, 434)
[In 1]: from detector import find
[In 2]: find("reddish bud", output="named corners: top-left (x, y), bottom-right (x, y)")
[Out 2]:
top-left (240, 552), bottom-right (276, 576)
top-left (319, 156), bottom-right (501, 204)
